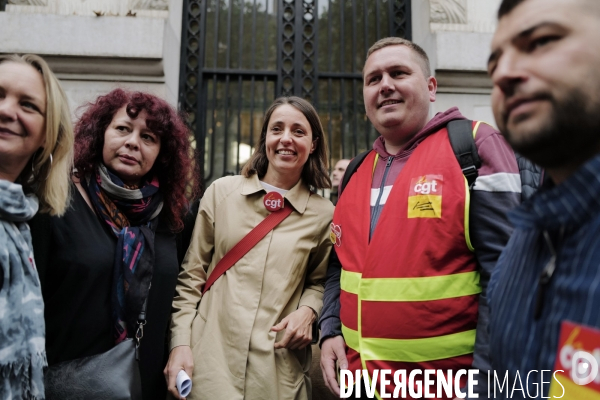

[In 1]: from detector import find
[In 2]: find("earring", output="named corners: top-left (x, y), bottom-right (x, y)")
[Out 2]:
top-left (31, 149), bottom-right (53, 181)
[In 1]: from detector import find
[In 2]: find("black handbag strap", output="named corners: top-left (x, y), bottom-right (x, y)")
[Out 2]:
top-left (135, 285), bottom-right (150, 358)
top-left (137, 297), bottom-right (148, 326)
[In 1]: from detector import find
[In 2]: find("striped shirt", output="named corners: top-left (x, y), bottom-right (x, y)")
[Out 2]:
top-left (486, 153), bottom-right (600, 399)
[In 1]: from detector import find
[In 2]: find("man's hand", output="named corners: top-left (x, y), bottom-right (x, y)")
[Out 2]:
top-left (164, 345), bottom-right (194, 399)
top-left (271, 305), bottom-right (316, 350)
top-left (320, 335), bottom-right (348, 396)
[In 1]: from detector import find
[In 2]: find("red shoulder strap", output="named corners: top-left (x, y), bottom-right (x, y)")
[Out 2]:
top-left (202, 202), bottom-right (294, 295)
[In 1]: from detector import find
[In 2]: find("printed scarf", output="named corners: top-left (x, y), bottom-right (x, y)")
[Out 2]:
top-left (0, 180), bottom-right (46, 399)
top-left (82, 165), bottom-right (163, 344)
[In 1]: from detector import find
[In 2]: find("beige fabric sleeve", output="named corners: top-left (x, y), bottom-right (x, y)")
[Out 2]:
top-left (169, 182), bottom-right (216, 349)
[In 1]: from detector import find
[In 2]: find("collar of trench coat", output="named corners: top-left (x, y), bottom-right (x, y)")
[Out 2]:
top-left (241, 173), bottom-right (311, 215)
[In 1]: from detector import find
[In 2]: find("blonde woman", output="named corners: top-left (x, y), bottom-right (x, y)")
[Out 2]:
top-left (0, 54), bottom-right (73, 398)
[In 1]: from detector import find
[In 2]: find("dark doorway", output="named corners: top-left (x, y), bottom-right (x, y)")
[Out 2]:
top-left (179, 0), bottom-right (411, 185)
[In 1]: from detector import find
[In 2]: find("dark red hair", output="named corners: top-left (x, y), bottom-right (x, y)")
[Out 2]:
top-left (74, 88), bottom-right (201, 231)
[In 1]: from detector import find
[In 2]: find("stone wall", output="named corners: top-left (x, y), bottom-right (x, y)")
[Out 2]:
top-left (1, 0), bottom-right (503, 126)
top-left (413, 0), bottom-right (501, 127)
top-left (0, 0), bottom-right (180, 115)
top-left (6, 0), bottom-right (168, 18)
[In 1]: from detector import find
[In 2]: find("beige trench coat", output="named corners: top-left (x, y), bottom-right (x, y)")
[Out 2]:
top-left (170, 174), bottom-right (334, 400)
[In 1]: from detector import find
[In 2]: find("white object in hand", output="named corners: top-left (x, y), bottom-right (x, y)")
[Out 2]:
top-left (176, 370), bottom-right (192, 397)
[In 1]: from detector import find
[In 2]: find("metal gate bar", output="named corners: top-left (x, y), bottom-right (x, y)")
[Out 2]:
top-left (179, 0), bottom-right (411, 185)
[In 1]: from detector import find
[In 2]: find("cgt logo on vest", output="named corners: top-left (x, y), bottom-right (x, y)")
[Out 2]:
top-left (330, 223), bottom-right (342, 247)
top-left (408, 175), bottom-right (443, 219)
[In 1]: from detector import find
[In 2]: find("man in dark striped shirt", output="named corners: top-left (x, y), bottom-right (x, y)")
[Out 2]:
top-left (485, 0), bottom-right (600, 398)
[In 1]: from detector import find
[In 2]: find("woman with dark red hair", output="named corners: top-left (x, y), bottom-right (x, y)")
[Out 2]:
top-left (29, 88), bottom-right (200, 400)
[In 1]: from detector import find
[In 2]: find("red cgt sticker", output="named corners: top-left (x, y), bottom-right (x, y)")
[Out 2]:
top-left (264, 191), bottom-right (284, 212)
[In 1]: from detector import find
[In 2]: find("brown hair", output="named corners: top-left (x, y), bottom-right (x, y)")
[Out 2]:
top-left (365, 37), bottom-right (431, 77)
top-left (0, 54), bottom-right (74, 216)
top-left (241, 96), bottom-right (331, 189)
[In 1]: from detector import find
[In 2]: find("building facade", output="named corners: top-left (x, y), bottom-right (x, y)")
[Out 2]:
top-left (0, 0), bottom-right (500, 185)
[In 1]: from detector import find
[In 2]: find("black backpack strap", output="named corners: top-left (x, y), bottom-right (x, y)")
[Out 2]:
top-left (339, 149), bottom-right (372, 197)
top-left (447, 120), bottom-right (482, 188)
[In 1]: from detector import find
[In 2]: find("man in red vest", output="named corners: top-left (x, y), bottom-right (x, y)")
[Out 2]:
top-left (319, 37), bottom-right (521, 399)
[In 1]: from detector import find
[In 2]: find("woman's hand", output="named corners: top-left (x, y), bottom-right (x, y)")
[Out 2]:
top-left (271, 305), bottom-right (316, 350)
top-left (164, 345), bottom-right (194, 399)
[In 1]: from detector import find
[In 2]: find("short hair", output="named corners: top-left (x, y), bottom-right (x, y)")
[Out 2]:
top-left (74, 88), bottom-right (201, 231)
top-left (0, 54), bottom-right (74, 216)
top-left (365, 37), bottom-right (431, 77)
top-left (242, 96), bottom-right (331, 189)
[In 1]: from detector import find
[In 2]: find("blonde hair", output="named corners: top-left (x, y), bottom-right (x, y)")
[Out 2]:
top-left (0, 54), bottom-right (74, 216)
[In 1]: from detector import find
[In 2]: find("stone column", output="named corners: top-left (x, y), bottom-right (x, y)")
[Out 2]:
top-left (413, 0), bottom-right (501, 126)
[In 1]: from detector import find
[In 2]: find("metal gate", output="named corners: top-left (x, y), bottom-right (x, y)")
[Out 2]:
top-left (179, 0), bottom-right (411, 185)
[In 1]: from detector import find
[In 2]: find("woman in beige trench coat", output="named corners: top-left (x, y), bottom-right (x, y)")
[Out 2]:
top-left (165, 97), bottom-right (334, 400)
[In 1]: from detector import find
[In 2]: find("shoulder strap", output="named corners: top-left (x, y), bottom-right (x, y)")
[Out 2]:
top-left (338, 122), bottom-right (542, 200)
top-left (340, 121), bottom-right (487, 197)
top-left (135, 293), bottom-right (149, 357)
top-left (339, 149), bottom-right (372, 196)
top-left (447, 120), bottom-right (481, 188)
top-left (28, 211), bottom-right (53, 288)
top-left (449, 120), bottom-right (545, 199)
top-left (202, 202), bottom-right (294, 295)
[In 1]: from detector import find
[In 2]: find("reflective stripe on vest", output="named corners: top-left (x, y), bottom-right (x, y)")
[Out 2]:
top-left (342, 325), bottom-right (476, 362)
top-left (341, 270), bottom-right (481, 301)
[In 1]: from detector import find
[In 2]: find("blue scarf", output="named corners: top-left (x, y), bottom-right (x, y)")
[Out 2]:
top-left (0, 180), bottom-right (46, 399)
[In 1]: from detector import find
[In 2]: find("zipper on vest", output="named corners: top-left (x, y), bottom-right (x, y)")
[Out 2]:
top-left (369, 156), bottom-right (394, 240)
